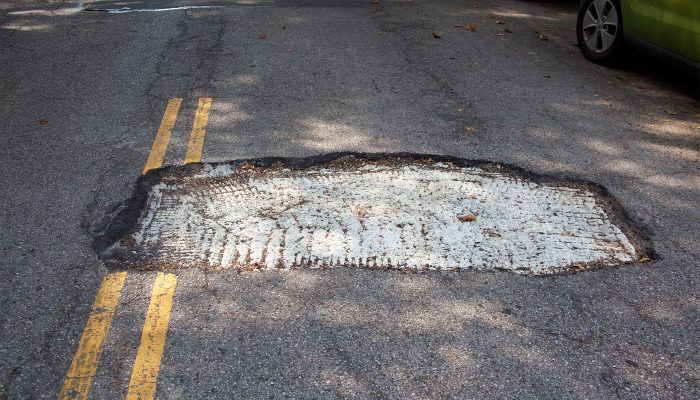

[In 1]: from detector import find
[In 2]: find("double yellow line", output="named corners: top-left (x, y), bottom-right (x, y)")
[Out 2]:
top-left (143, 97), bottom-right (212, 173)
top-left (60, 97), bottom-right (213, 400)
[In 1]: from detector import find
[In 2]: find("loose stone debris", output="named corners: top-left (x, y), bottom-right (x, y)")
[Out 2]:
top-left (97, 154), bottom-right (651, 275)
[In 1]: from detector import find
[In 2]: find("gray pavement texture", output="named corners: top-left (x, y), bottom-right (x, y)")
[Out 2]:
top-left (0, 0), bottom-right (699, 398)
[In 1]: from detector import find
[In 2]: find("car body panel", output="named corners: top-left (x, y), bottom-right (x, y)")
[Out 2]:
top-left (621, 0), bottom-right (700, 63)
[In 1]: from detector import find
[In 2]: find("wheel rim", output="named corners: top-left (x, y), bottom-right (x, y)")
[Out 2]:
top-left (581, 0), bottom-right (619, 53)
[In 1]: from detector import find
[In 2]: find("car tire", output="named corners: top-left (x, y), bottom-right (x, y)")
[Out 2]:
top-left (577, 0), bottom-right (624, 64)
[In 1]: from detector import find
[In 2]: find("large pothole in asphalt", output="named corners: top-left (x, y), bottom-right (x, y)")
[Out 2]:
top-left (95, 153), bottom-right (652, 275)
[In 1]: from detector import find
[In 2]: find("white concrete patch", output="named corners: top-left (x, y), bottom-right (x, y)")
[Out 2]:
top-left (127, 161), bottom-right (637, 274)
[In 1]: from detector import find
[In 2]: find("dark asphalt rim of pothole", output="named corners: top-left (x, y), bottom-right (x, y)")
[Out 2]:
top-left (93, 152), bottom-right (657, 274)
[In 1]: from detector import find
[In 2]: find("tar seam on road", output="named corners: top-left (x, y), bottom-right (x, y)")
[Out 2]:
top-left (59, 272), bottom-right (127, 400)
top-left (126, 273), bottom-right (177, 400)
top-left (184, 97), bottom-right (212, 164)
top-left (85, 6), bottom-right (229, 14)
top-left (143, 98), bottom-right (183, 174)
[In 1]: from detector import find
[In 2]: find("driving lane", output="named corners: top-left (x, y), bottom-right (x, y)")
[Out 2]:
top-left (1, 0), bottom-right (698, 398)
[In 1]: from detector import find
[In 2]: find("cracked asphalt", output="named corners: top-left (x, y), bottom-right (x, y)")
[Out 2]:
top-left (1, 0), bottom-right (699, 398)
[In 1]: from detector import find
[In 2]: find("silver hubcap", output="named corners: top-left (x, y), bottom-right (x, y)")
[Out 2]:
top-left (581, 0), bottom-right (619, 53)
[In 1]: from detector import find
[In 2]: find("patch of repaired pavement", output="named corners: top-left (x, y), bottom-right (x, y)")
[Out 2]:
top-left (95, 153), bottom-right (653, 275)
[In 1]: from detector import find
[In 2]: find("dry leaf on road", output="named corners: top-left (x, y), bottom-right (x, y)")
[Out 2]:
top-left (458, 214), bottom-right (477, 222)
top-left (469, 22), bottom-right (478, 32)
top-left (353, 205), bottom-right (372, 218)
top-left (432, 31), bottom-right (442, 38)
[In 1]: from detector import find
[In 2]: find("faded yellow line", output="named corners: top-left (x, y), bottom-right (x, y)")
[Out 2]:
top-left (143, 98), bottom-right (183, 174)
top-left (184, 97), bottom-right (212, 164)
top-left (59, 272), bottom-right (128, 400)
top-left (126, 273), bottom-right (177, 400)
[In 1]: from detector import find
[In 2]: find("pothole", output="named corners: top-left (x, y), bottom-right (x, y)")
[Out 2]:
top-left (95, 153), bottom-right (653, 275)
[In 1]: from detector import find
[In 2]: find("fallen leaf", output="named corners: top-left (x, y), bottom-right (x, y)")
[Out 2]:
top-left (457, 108), bottom-right (464, 112)
top-left (544, 75), bottom-right (551, 78)
top-left (623, 143), bottom-right (629, 149)
top-left (432, 31), bottom-right (442, 38)
top-left (453, 23), bottom-right (462, 28)
top-left (259, 34), bottom-right (268, 39)
top-left (464, 126), bottom-right (476, 132)
top-left (537, 34), bottom-right (548, 41)
top-left (353, 205), bottom-right (372, 218)
top-left (497, 33), bottom-right (504, 36)
top-left (505, 28), bottom-right (513, 33)
top-left (449, 56), bottom-right (456, 60)
top-left (288, 48), bottom-right (294, 52)
top-left (458, 214), bottom-right (477, 222)
top-left (38, 119), bottom-right (48, 125)
top-left (496, 20), bottom-right (505, 25)
top-left (469, 22), bottom-right (478, 32)
top-left (665, 110), bottom-right (678, 116)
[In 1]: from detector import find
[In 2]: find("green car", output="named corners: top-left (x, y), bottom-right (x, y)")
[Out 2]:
top-left (576, 0), bottom-right (699, 72)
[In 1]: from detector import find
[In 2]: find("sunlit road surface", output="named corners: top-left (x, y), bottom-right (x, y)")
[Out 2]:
top-left (1, 0), bottom-right (699, 398)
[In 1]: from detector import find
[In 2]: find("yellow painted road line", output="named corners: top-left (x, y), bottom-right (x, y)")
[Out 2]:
top-left (184, 97), bottom-right (212, 164)
top-left (126, 273), bottom-right (177, 400)
top-left (143, 98), bottom-right (183, 174)
top-left (59, 272), bottom-right (128, 400)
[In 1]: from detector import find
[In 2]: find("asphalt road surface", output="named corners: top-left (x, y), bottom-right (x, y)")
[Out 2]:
top-left (1, 0), bottom-right (699, 398)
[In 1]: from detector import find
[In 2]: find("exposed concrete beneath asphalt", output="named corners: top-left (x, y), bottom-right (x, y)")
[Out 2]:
top-left (1, 0), bottom-right (698, 398)
top-left (98, 154), bottom-right (650, 274)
